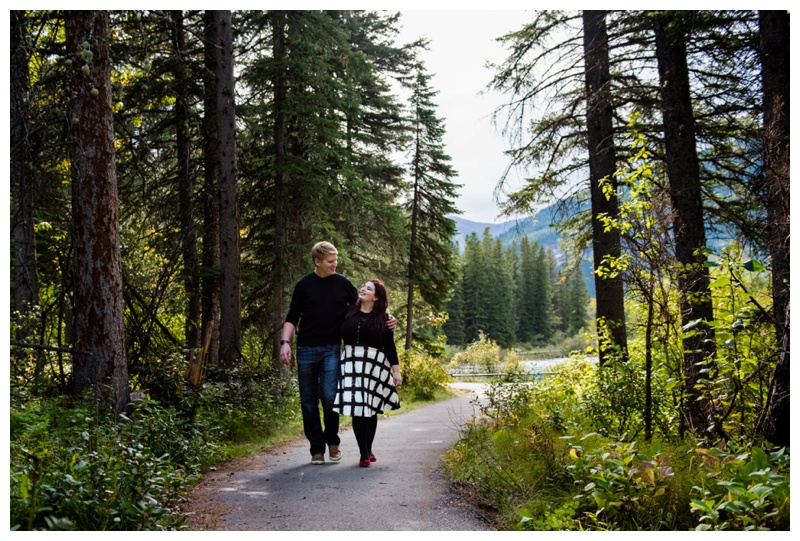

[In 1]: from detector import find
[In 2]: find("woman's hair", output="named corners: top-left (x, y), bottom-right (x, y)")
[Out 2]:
top-left (311, 241), bottom-right (337, 262)
top-left (346, 279), bottom-right (389, 330)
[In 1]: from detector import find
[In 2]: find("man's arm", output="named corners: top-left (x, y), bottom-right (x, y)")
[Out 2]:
top-left (279, 322), bottom-right (296, 365)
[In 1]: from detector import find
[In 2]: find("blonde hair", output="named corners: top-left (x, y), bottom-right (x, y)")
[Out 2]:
top-left (311, 241), bottom-right (338, 262)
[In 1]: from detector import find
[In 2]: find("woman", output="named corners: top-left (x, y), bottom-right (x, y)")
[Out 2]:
top-left (333, 279), bottom-right (402, 467)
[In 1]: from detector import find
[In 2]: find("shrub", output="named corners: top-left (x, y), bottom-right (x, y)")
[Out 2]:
top-left (690, 443), bottom-right (789, 530)
top-left (199, 362), bottom-right (301, 443)
top-left (450, 332), bottom-right (519, 373)
top-left (10, 395), bottom-right (220, 530)
top-left (565, 438), bottom-right (677, 530)
top-left (400, 348), bottom-right (450, 401)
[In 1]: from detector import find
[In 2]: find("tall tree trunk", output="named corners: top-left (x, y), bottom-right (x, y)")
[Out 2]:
top-left (759, 10), bottom-right (790, 448)
top-left (405, 187), bottom-right (419, 351)
top-left (213, 10), bottom-right (242, 367)
top-left (271, 11), bottom-right (290, 372)
top-left (201, 10), bottom-right (221, 368)
top-left (170, 10), bottom-right (201, 363)
top-left (66, 10), bottom-right (129, 415)
top-left (653, 13), bottom-right (717, 438)
top-left (583, 10), bottom-right (628, 364)
top-left (10, 10), bottom-right (40, 342)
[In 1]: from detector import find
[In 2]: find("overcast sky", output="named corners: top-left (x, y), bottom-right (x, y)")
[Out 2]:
top-left (395, 10), bottom-right (531, 224)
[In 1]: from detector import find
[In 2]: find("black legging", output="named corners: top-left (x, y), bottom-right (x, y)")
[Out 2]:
top-left (352, 415), bottom-right (378, 461)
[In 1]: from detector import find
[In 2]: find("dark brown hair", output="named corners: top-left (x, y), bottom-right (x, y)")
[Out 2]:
top-left (346, 278), bottom-right (389, 330)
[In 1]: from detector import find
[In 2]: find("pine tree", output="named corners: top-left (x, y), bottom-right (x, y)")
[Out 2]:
top-left (10, 10), bottom-right (39, 341)
top-left (403, 60), bottom-right (461, 349)
top-left (653, 10), bottom-right (717, 436)
top-left (516, 237), bottom-right (537, 344)
top-left (66, 10), bottom-right (129, 414)
top-left (461, 232), bottom-right (490, 343)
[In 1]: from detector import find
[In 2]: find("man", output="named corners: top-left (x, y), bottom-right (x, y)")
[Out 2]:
top-left (280, 241), bottom-right (395, 465)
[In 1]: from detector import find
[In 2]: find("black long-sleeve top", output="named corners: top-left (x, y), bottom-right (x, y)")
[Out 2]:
top-left (284, 272), bottom-right (358, 347)
top-left (340, 311), bottom-right (399, 366)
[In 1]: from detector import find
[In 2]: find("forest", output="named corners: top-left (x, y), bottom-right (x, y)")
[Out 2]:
top-left (9, 9), bottom-right (789, 531)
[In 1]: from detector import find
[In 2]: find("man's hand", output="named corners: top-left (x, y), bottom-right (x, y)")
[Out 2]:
top-left (279, 343), bottom-right (292, 365)
top-left (386, 313), bottom-right (397, 332)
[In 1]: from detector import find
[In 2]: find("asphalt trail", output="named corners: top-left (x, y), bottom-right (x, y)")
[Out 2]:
top-left (185, 383), bottom-right (492, 531)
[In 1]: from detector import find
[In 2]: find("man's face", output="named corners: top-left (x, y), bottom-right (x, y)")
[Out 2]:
top-left (314, 254), bottom-right (338, 278)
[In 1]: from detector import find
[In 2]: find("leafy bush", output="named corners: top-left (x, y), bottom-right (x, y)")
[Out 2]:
top-left (450, 332), bottom-right (519, 373)
top-left (527, 356), bottom-right (595, 432)
top-left (400, 348), bottom-right (450, 400)
top-left (565, 439), bottom-right (677, 530)
top-left (10, 395), bottom-right (221, 530)
top-left (690, 443), bottom-right (789, 530)
top-left (445, 374), bottom-right (570, 527)
top-left (199, 362), bottom-right (301, 443)
top-left (580, 360), bottom-right (646, 439)
top-left (518, 499), bottom-right (582, 531)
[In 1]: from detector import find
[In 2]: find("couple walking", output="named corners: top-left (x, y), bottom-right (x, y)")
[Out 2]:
top-left (279, 241), bottom-right (403, 468)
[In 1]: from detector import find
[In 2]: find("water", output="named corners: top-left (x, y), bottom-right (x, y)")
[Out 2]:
top-left (521, 357), bottom-right (598, 377)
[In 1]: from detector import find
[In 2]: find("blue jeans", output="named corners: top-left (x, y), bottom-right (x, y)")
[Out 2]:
top-left (296, 345), bottom-right (341, 455)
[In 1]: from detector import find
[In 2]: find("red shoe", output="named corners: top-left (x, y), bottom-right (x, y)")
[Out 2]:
top-left (369, 454), bottom-right (377, 462)
top-left (359, 458), bottom-right (371, 468)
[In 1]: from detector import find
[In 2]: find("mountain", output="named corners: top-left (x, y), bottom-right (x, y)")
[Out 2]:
top-left (449, 208), bottom-right (597, 297)
top-left (449, 207), bottom-right (562, 255)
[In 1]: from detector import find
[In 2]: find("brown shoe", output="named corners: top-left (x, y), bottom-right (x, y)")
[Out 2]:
top-left (311, 453), bottom-right (325, 465)
top-left (328, 444), bottom-right (342, 462)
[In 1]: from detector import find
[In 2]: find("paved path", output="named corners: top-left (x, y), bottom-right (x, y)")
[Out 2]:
top-left (185, 383), bottom-right (492, 531)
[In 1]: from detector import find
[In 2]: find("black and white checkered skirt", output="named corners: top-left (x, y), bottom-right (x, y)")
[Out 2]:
top-left (332, 345), bottom-right (400, 417)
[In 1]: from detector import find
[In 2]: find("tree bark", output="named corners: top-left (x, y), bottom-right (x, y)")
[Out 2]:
top-left (10, 10), bottom-right (40, 342)
top-left (201, 10), bottom-right (221, 368)
top-left (759, 10), bottom-right (790, 448)
top-left (583, 10), bottom-right (628, 364)
top-left (213, 10), bottom-right (242, 367)
top-left (271, 11), bottom-right (291, 372)
top-left (653, 12), bottom-right (717, 438)
top-left (170, 10), bottom-right (201, 362)
top-left (66, 10), bottom-right (129, 415)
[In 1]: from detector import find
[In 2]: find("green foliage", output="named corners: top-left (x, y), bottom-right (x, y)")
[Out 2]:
top-left (9, 395), bottom-right (221, 531)
top-left (565, 439), bottom-right (677, 530)
top-left (444, 360), bottom-right (598, 527)
top-left (445, 398), bottom-right (564, 527)
top-left (690, 444), bottom-right (790, 530)
top-left (449, 331), bottom-right (519, 374)
top-left (518, 499), bottom-right (582, 531)
top-left (580, 360), bottom-right (647, 439)
top-left (199, 362), bottom-right (301, 444)
top-left (400, 348), bottom-right (450, 401)
top-left (703, 246), bottom-right (776, 441)
top-left (526, 357), bottom-right (596, 432)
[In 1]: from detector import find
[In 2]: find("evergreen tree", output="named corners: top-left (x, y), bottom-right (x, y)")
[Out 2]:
top-left (442, 245), bottom-right (466, 346)
top-left (759, 9), bottom-right (790, 448)
top-left (583, 9), bottom-right (627, 363)
top-left (484, 237), bottom-right (515, 348)
top-left (461, 232), bottom-right (490, 343)
top-left (516, 237), bottom-right (537, 344)
top-left (403, 60), bottom-right (461, 349)
top-left (10, 10), bottom-right (39, 341)
top-left (653, 11), bottom-right (717, 436)
top-left (563, 267), bottom-right (589, 334)
top-left (66, 10), bottom-right (129, 414)
top-left (530, 243), bottom-right (554, 342)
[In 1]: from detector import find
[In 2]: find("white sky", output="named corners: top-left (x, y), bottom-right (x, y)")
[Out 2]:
top-left (395, 10), bottom-right (531, 224)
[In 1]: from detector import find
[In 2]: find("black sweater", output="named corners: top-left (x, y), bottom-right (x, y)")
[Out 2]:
top-left (340, 311), bottom-right (399, 366)
top-left (285, 272), bottom-right (358, 347)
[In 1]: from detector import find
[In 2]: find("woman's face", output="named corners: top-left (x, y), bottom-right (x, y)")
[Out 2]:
top-left (359, 281), bottom-right (378, 303)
